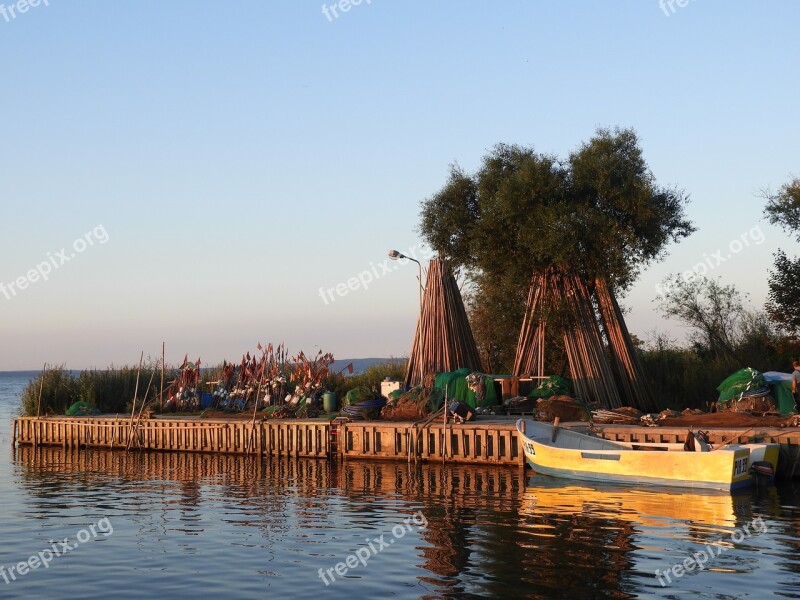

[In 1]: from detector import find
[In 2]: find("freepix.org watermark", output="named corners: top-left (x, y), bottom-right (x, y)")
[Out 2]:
top-left (317, 510), bottom-right (427, 585)
top-left (321, 0), bottom-right (372, 22)
top-left (655, 225), bottom-right (764, 298)
top-left (1, 224), bottom-right (110, 301)
top-left (318, 243), bottom-right (435, 305)
top-left (1, 0), bottom-right (49, 23)
top-left (659, 0), bottom-right (697, 17)
top-left (1, 517), bottom-right (114, 584)
top-left (655, 516), bottom-right (767, 586)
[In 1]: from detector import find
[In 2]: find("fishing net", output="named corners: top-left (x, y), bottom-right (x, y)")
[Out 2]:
top-left (65, 401), bottom-right (100, 416)
top-left (381, 387), bottom-right (441, 420)
top-left (345, 386), bottom-right (376, 406)
top-left (433, 369), bottom-right (498, 409)
top-left (528, 375), bottom-right (572, 399)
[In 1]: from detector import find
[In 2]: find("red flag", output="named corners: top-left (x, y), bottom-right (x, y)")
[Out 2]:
top-left (346, 363), bottom-right (354, 374)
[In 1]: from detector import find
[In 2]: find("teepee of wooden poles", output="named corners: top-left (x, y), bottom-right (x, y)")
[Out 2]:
top-left (594, 276), bottom-right (656, 411)
top-left (404, 258), bottom-right (483, 388)
top-left (514, 269), bottom-right (657, 411)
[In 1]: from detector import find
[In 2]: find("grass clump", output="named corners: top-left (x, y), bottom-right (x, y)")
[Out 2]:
top-left (19, 362), bottom-right (169, 416)
top-left (19, 366), bottom-right (79, 416)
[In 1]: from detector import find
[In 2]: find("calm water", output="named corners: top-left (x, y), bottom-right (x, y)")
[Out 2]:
top-left (1, 372), bottom-right (799, 599)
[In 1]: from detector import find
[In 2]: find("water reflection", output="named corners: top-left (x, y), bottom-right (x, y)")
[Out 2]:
top-left (10, 445), bottom-right (800, 599)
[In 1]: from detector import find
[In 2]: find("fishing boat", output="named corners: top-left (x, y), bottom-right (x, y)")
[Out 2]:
top-left (515, 419), bottom-right (779, 491)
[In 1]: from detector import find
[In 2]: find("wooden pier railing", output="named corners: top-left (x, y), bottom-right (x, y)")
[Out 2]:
top-left (12, 416), bottom-right (523, 466)
top-left (339, 420), bottom-right (521, 465)
top-left (12, 417), bottom-right (330, 458)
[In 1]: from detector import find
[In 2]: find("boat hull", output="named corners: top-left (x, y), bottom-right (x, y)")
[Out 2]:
top-left (515, 419), bottom-right (775, 491)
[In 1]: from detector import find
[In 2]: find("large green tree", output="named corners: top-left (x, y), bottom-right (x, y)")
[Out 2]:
top-left (420, 128), bottom-right (694, 371)
top-left (764, 177), bottom-right (800, 333)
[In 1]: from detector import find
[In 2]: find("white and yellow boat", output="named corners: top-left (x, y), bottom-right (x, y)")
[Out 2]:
top-left (515, 419), bottom-right (779, 491)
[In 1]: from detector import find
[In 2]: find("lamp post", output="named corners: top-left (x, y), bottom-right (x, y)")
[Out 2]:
top-left (388, 250), bottom-right (423, 311)
top-left (389, 250), bottom-right (424, 387)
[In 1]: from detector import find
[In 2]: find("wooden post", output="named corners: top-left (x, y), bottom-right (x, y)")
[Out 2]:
top-left (127, 351), bottom-right (144, 450)
top-left (442, 384), bottom-right (448, 463)
top-left (36, 363), bottom-right (46, 418)
top-left (160, 342), bottom-right (165, 412)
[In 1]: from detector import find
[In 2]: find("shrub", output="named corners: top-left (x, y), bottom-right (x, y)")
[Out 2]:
top-left (324, 360), bottom-right (407, 402)
top-left (19, 366), bottom-right (80, 416)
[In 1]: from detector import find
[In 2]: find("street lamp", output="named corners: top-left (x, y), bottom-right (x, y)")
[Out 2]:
top-left (388, 250), bottom-right (423, 310)
top-left (390, 250), bottom-right (425, 387)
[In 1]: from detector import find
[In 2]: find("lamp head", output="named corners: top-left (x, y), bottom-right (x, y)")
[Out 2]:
top-left (388, 250), bottom-right (406, 260)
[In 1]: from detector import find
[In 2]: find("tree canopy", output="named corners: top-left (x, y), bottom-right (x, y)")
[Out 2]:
top-left (766, 250), bottom-right (800, 334)
top-left (657, 275), bottom-right (748, 363)
top-left (421, 129), bottom-right (694, 290)
top-left (419, 128), bottom-right (694, 370)
top-left (764, 177), bottom-right (800, 334)
top-left (764, 177), bottom-right (800, 241)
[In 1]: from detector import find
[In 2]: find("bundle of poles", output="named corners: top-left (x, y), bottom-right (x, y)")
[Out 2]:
top-left (404, 259), bottom-right (482, 388)
top-left (514, 269), bottom-right (657, 412)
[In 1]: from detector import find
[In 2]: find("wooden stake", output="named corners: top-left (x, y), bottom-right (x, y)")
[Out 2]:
top-left (36, 363), bottom-right (46, 418)
top-left (128, 366), bottom-right (157, 451)
top-left (128, 351), bottom-right (144, 446)
top-left (160, 342), bottom-right (165, 412)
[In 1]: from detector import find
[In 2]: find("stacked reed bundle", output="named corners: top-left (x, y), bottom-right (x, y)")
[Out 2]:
top-left (404, 259), bottom-right (482, 388)
top-left (594, 276), bottom-right (657, 412)
top-left (514, 269), bottom-right (656, 411)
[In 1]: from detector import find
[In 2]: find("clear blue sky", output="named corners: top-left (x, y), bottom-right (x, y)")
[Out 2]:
top-left (1, 1), bottom-right (798, 369)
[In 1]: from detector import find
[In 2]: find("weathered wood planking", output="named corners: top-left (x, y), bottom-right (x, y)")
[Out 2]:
top-left (338, 420), bottom-right (522, 466)
top-left (12, 417), bottom-right (329, 458)
top-left (12, 416), bottom-right (523, 465)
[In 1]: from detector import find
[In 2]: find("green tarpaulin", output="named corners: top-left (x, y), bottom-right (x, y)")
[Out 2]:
top-left (529, 375), bottom-right (572, 399)
top-left (763, 371), bottom-right (798, 415)
top-left (433, 368), bottom-right (500, 409)
top-left (717, 368), bottom-right (766, 403)
top-left (717, 368), bottom-right (797, 415)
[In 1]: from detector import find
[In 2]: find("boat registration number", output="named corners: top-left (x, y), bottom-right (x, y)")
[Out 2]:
top-left (523, 442), bottom-right (535, 456)
top-left (734, 456), bottom-right (749, 477)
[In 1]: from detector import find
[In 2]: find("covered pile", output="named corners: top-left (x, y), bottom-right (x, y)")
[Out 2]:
top-left (715, 368), bottom-right (795, 415)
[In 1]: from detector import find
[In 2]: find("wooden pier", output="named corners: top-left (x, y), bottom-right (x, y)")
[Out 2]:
top-left (11, 415), bottom-right (523, 466)
top-left (340, 419), bottom-right (521, 465)
top-left (12, 416), bottom-right (800, 476)
top-left (12, 416), bottom-right (330, 458)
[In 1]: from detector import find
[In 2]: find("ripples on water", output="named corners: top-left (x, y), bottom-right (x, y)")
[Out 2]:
top-left (1, 373), bottom-right (799, 599)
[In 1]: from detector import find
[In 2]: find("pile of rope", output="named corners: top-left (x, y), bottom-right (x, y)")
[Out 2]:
top-left (341, 397), bottom-right (387, 420)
